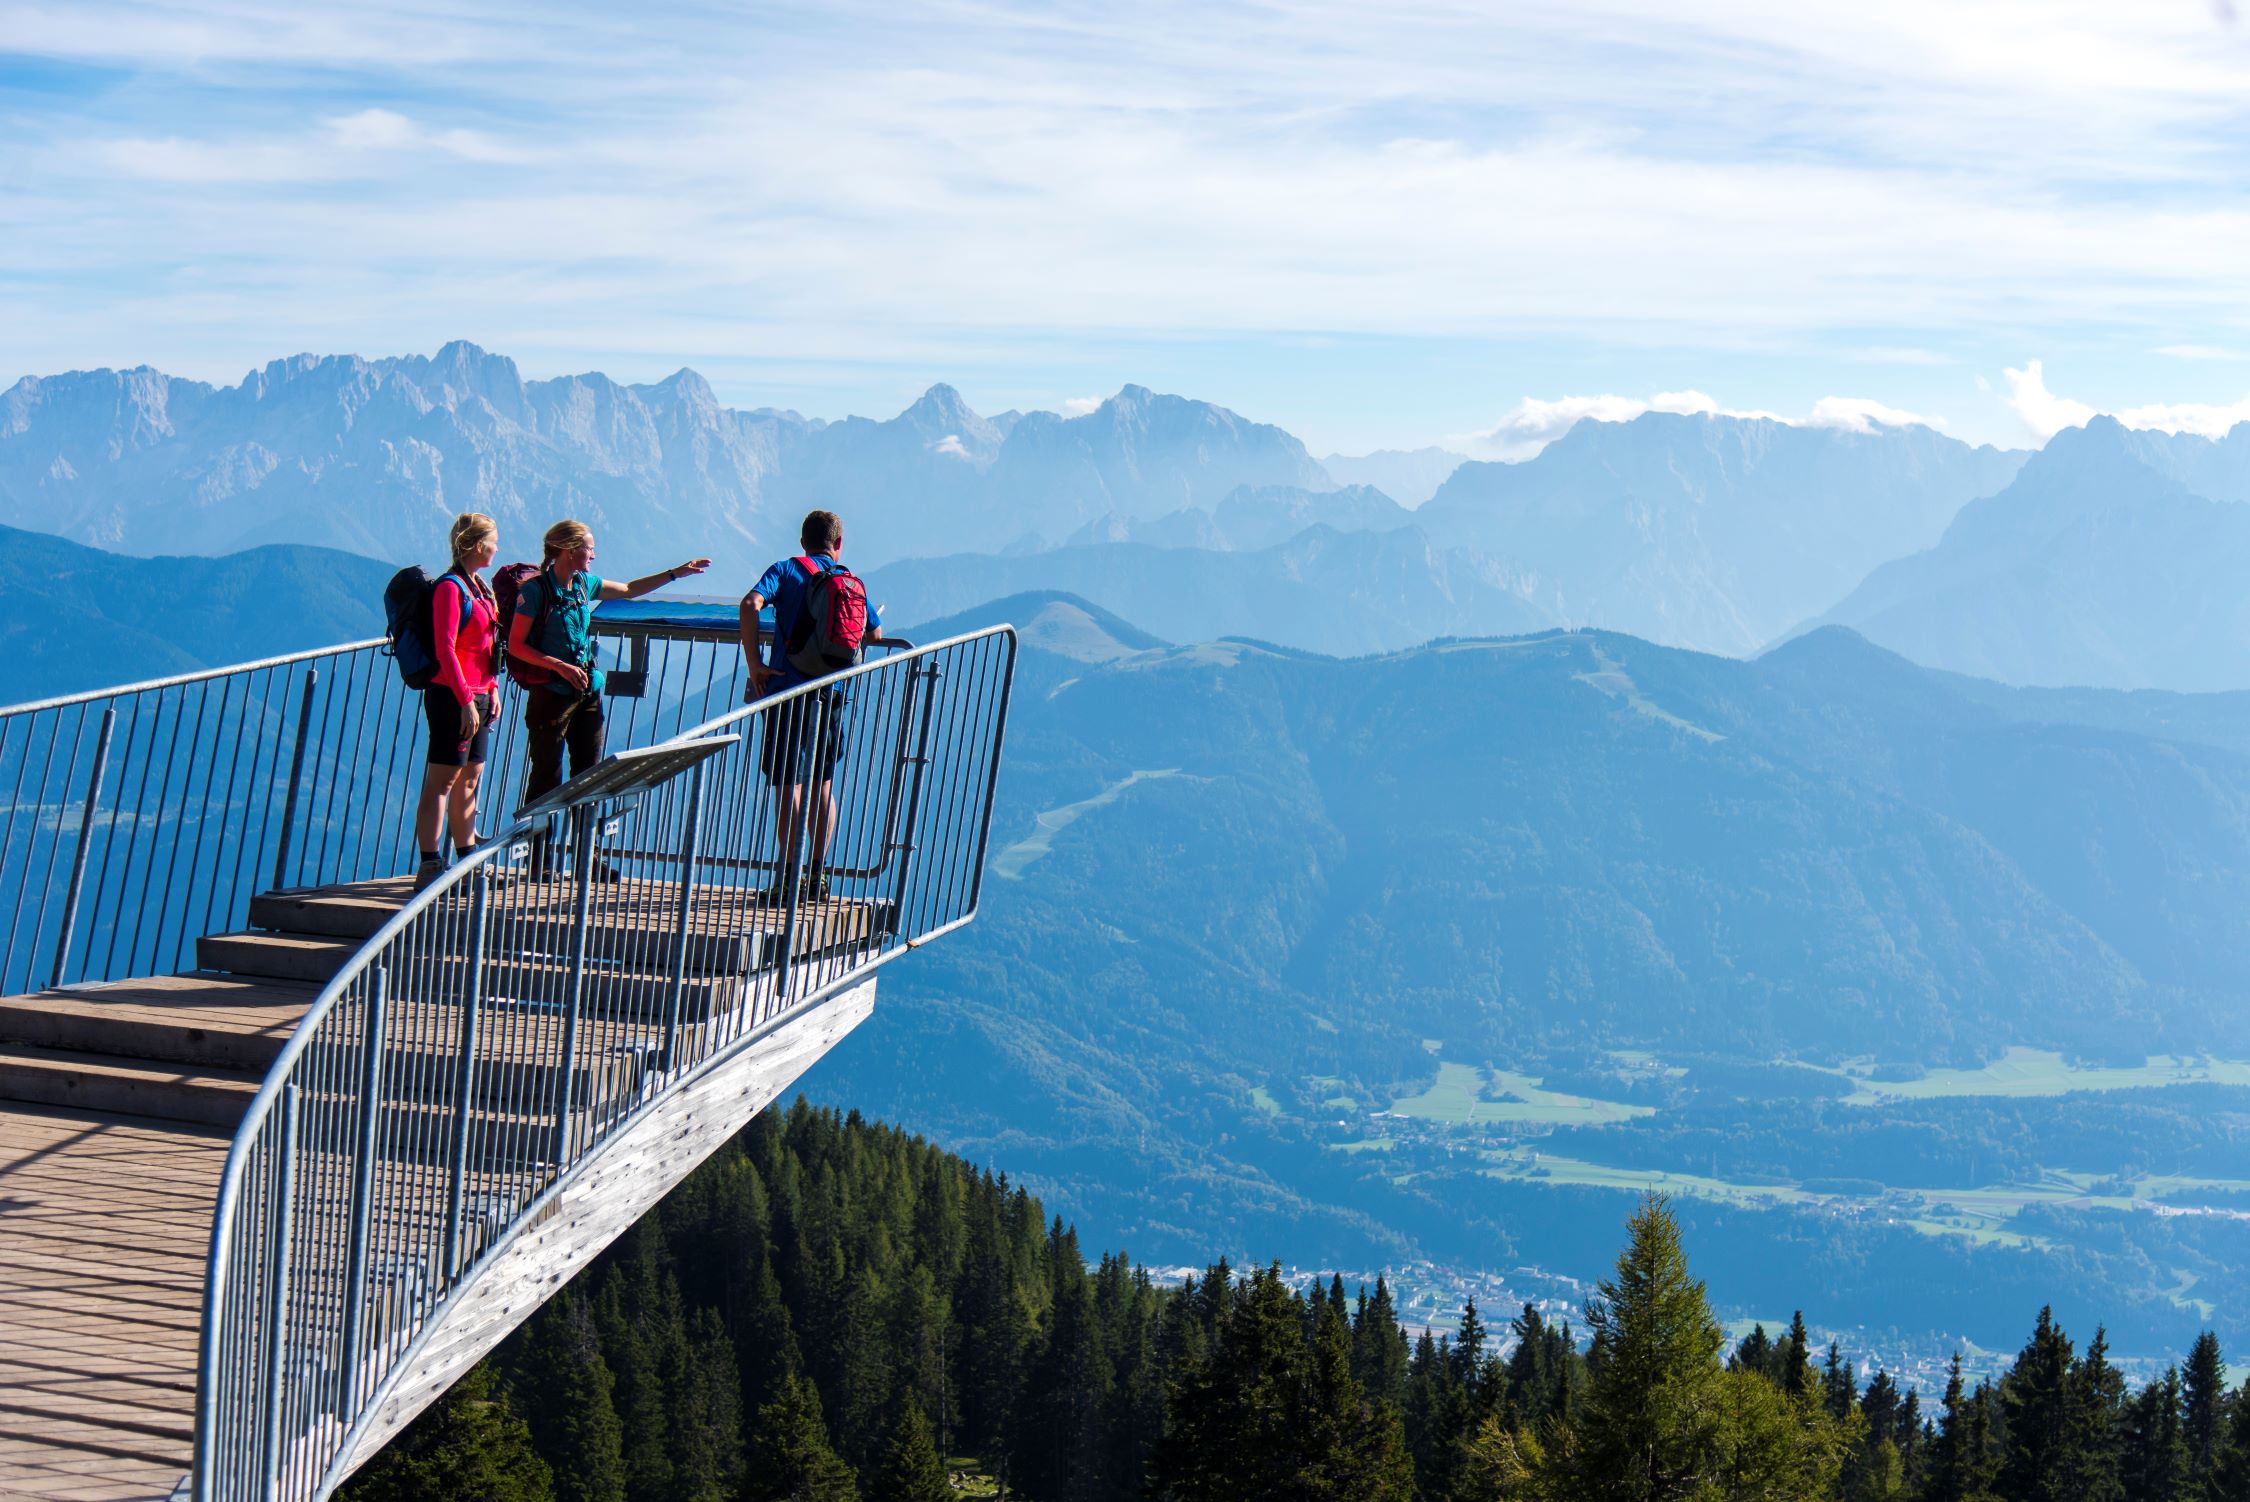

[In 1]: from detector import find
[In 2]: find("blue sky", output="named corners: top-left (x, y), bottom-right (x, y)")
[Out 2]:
top-left (7, 0), bottom-right (2250, 456)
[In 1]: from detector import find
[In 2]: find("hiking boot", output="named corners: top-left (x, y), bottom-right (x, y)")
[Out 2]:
top-left (411, 856), bottom-right (447, 895)
top-left (805, 869), bottom-right (830, 903)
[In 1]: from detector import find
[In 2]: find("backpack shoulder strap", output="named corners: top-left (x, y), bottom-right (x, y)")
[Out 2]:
top-left (796, 555), bottom-right (824, 577)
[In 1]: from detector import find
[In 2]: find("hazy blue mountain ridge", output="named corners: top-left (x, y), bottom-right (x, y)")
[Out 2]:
top-left (1809, 416), bottom-right (2250, 690)
top-left (871, 523), bottom-right (1558, 654)
top-left (1422, 412), bottom-right (2026, 656)
top-left (0, 523), bottom-right (394, 700)
top-left (1319, 445), bottom-right (1468, 506)
top-left (1065, 483), bottom-right (1416, 552)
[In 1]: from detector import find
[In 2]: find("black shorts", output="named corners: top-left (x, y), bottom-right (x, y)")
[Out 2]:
top-left (424, 689), bottom-right (495, 768)
top-left (759, 691), bottom-right (845, 786)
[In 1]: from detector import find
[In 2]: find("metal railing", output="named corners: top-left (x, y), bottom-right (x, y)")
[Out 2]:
top-left (0, 615), bottom-right (889, 996)
top-left (193, 624), bottom-right (1017, 1502)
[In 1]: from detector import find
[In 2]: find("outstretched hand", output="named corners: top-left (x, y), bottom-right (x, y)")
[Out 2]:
top-left (675, 558), bottom-right (712, 579)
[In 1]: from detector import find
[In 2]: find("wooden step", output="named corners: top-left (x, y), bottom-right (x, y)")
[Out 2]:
top-left (248, 886), bottom-right (406, 941)
top-left (0, 1044), bottom-right (263, 1128)
top-left (0, 973), bottom-right (314, 1071)
top-left (195, 931), bottom-right (360, 984)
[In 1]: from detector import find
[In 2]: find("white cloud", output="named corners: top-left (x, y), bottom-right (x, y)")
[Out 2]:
top-left (2004, 358), bottom-right (2250, 439)
top-left (1466, 389), bottom-right (1933, 459)
top-left (2115, 396), bottom-right (2250, 438)
top-left (931, 434), bottom-right (971, 459)
top-left (1060, 396), bottom-right (1103, 417)
top-left (2003, 360), bottom-right (2100, 439)
top-left (1804, 396), bottom-right (1943, 433)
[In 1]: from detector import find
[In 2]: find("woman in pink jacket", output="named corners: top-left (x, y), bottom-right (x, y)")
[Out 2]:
top-left (415, 512), bottom-right (502, 891)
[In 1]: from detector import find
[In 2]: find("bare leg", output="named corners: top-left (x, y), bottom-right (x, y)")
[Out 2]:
top-left (809, 780), bottom-right (837, 868)
top-left (415, 763), bottom-right (462, 854)
top-left (774, 783), bottom-right (805, 873)
top-left (447, 762), bottom-right (485, 851)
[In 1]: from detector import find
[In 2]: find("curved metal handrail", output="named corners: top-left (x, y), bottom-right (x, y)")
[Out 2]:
top-left (193, 625), bottom-right (1016, 1502)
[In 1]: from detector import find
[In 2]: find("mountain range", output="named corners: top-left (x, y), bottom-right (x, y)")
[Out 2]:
top-left (16, 341), bottom-right (2250, 690)
top-left (1810, 416), bottom-right (2250, 690)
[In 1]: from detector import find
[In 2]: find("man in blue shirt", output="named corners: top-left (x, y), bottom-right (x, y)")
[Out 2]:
top-left (738, 508), bottom-right (883, 902)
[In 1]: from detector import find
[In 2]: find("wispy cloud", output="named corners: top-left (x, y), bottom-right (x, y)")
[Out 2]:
top-left (9, 1), bottom-right (2250, 433)
top-left (2156, 344), bottom-right (2250, 361)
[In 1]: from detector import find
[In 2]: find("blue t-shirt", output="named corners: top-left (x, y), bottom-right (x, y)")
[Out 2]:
top-left (752, 554), bottom-right (880, 694)
top-left (517, 568), bottom-right (606, 696)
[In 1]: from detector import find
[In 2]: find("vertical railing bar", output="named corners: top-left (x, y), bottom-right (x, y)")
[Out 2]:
top-left (271, 669), bottom-right (319, 891)
top-left (90, 697), bottom-right (149, 980)
top-left (172, 672), bottom-right (238, 957)
top-left (258, 1083), bottom-right (300, 1501)
top-left (47, 706), bottom-right (116, 989)
top-left (115, 690), bottom-right (175, 976)
top-left (337, 969), bottom-right (388, 1416)
top-left (552, 810), bottom-right (597, 1165)
top-left (200, 670), bottom-right (265, 942)
top-left (446, 871), bottom-right (491, 1278)
top-left (209, 665), bottom-right (279, 939)
top-left (6, 703), bottom-right (80, 993)
top-left (147, 680), bottom-right (217, 973)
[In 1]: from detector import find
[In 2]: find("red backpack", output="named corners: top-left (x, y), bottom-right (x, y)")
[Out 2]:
top-left (493, 562), bottom-right (555, 688)
top-left (784, 557), bottom-right (869, 679)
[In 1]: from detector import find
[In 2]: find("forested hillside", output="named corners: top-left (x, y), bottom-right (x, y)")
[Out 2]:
top-left (340, 1101), bottom-right (2250, 1502)
top-left (800, 594), bottom-right (2250, 1358)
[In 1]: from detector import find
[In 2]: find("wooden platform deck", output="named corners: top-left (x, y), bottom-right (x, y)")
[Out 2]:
top-left (0, 870), bottom-right (883, 1500)
top-left (0, 1105), bottom-right (227, 1500)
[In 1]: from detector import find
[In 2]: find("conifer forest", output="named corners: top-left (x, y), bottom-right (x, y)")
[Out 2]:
top-left (339, 1101), bottom-right (2250, 1502)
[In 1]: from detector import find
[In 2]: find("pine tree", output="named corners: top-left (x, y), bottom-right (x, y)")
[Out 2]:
top-left (1570, 1195), bottom-right (1727, 1501)
top-left (2209, 1368), bottom-right (2250, 1502)
top-left (1352, 1278), bottom-right (1409, 1409)
top-left (871, 1401), bottom-right (951, 1502)
top-left (1300, 1291), bottom-right (1416, 1502)
top-left (669, 1306), bottom-right (746, 1502)
top-left (2057, 1327), bottom-right (2127, 1502)
top-left (511, 1291), bottom-right (626, 1502)
top-left (2185, 1332), bottom-right (2228, 1489)
top-left (744, 1373), bottom-right (861, 1502)
top-left (1927, 1355), bottom-right (2001, 1502)
top-left (337, 1362), bottom-right (554, 1502)
top-left (1823, 1342), bottom-right (1857, 1425)
top-left (1780, 1312), bottom-right (1813, 1399)
top-left (2126, 1369), bottom-right (2192, 1502)
top-left (1149, 1265), bottom-right (1313, 1501)
top-left (1997, 1305), bottom-right (2073, 1501)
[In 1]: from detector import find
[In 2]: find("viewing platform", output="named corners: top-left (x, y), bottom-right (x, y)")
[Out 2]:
top-left (0, 615), bottom-right (1016, 1501)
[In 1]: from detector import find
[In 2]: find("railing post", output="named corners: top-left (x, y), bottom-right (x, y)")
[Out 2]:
top-left (48, 706), bottom-right (115, 989)
top-left (775, 693), bottom-right (828, 1005)
top-left (271, 669), bottom-right (319, 890)
top-left (258, 1083), bottom-right (301, 1501)
top-left (660, 764), bottom-right (706, 1071)
top-left (446, 871), bottom-right (491, 1279)
top-left (887, 661), bottom-right (942, 934)
top-left (552, 810), bottom-right (597, 1165)
top-left (337, 968), bottom-right (388, 1409)
top-left (967, 637), bottom-right (1019, 914)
